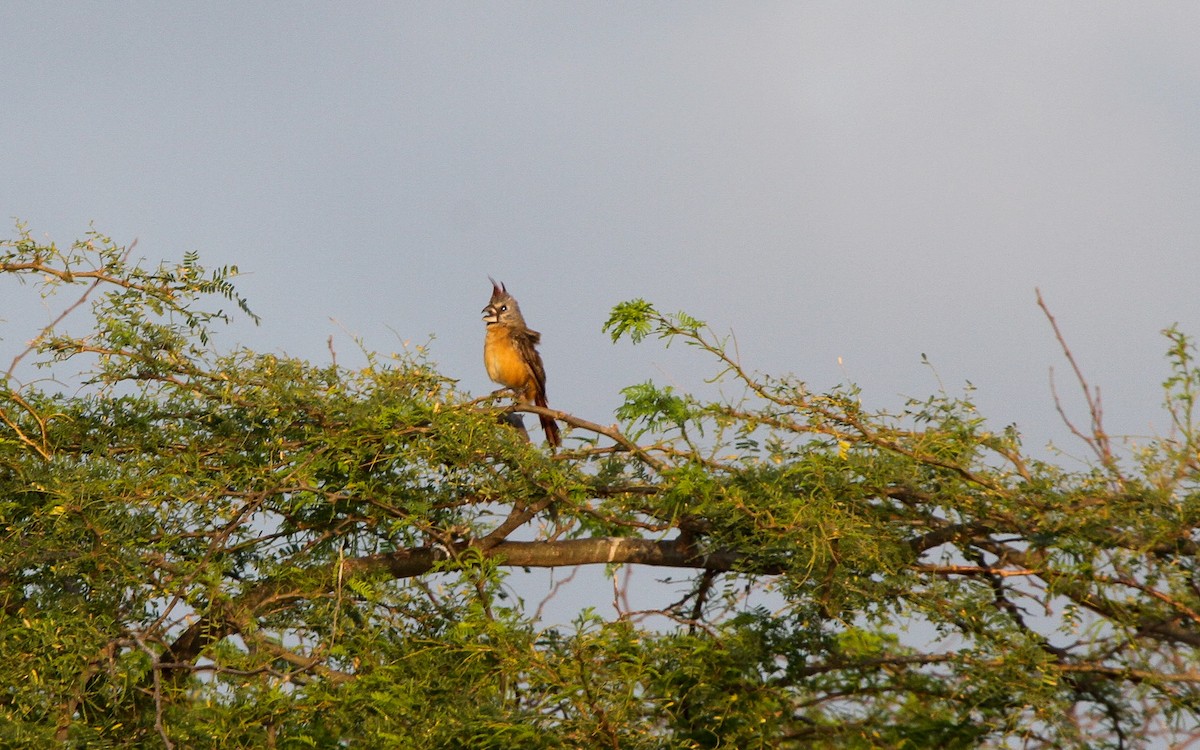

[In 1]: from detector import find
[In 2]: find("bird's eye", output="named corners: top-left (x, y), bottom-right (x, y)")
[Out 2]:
top-left (500, 305), bottom-right (507, 312)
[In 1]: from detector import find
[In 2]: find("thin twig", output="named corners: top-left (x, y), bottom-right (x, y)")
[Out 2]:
top-left (131, 632), bottom-right (175, 750)
top-left (0, 390), bottom-right (52, 460)
top-left (534, 566), bottom-right (580, 622)
top-left (6, 239), bottom-right (136, 380)
top-left (1036, 289), bottom-right (1119, 475)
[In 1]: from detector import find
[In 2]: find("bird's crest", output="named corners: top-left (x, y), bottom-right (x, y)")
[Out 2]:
top-left (489, 277), bottom-right (507, 302)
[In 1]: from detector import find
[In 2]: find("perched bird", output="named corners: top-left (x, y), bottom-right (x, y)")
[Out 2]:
top-left (481, 278), bottom-right (561, 448)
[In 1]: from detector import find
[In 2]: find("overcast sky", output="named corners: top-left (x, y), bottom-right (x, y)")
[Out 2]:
top-left (5, 3), bottom-right (1200, 460)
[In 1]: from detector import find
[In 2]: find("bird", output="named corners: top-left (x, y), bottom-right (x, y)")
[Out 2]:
top-left (481, 278), bottom-right (561, 448)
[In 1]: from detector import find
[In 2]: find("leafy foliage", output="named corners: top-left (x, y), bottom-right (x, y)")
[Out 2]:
top-left (2, 226), bottom-right (1199, 748)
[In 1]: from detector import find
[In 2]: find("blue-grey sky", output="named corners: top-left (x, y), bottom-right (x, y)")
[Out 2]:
top-left (5, 3), bottom-right (1200, 456)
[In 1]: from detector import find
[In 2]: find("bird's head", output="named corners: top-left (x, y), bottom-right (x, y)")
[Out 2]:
top-left (482, 277), bottom-right (525, 326)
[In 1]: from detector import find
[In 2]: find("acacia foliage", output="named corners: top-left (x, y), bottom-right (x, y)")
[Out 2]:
top-left (2, 228), bottom-right (1200, 748)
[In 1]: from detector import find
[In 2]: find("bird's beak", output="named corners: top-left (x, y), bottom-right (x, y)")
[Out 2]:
top-left (482, 304), bottom-right (498, 324)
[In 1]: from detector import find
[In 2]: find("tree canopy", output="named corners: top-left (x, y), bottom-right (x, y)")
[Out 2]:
top-left (2, 227), bottom-right (1199, 748)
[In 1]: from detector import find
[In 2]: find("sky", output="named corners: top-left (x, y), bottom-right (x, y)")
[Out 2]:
top-left (4, 2), bottom-right (1200, 616)
top-left (5, 4), bottom-right (1200, 449)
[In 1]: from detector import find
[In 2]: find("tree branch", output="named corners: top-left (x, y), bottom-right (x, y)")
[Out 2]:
top-left (159, 535), bottom-right (763, 680)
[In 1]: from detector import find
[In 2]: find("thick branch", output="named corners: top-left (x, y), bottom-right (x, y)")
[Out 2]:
top-left (160, 535), bottom-right (761, 680)
top-left (344, 537), bottom-right (758, 581)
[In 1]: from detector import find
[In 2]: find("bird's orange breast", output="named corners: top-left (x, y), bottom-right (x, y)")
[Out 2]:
top-left (485, 326), bottom-right (531, 391)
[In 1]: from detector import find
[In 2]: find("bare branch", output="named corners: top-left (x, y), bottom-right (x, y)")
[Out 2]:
top-left (1037, 288), bottom-right (1120, 477)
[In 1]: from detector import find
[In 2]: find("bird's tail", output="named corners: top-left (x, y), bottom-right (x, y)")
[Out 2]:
top-left (535, 392), bottom-right (561, 448)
